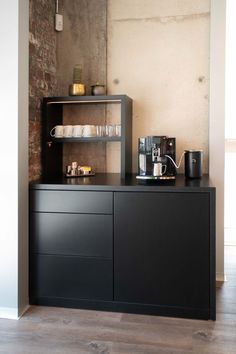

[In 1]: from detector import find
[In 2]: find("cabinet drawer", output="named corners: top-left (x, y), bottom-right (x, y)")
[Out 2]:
top-left (30, 255), bottom-right (113, 301)
top-left (31, 212), bottom-right (112, 258)
top-left (30, 190), bottom-right (113, 214)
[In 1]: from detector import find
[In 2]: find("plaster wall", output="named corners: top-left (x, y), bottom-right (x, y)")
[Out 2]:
top-left (107, 0), bottom-right (210, 173)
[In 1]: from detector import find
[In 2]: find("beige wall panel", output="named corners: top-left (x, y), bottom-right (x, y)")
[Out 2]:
top-left (107, 0), bottom-right (210, 173)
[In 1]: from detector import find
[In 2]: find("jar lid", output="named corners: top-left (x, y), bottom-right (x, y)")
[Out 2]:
top-left (91, 82), bottom-right (105, 87)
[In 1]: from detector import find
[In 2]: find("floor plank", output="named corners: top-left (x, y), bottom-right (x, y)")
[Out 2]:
top-left (0, 246), bottom-right (236, 354)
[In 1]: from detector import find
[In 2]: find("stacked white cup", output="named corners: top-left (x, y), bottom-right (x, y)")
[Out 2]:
top-left (50, 124), bottom-right (121, 138)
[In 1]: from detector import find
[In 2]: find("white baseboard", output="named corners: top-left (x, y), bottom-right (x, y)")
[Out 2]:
top-left (18, 304), bottom-right (30, 319)
top-left (0, 304), bottom-right (30, 320)
top-left (0, 307), bottom-right (19, 320)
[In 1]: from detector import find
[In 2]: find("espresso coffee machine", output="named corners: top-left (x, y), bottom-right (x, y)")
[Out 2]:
top-left (136, 136), bottom-right (176, 180)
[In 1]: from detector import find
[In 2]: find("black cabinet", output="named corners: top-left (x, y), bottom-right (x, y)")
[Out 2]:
top-left (114, 192), bottom-right (210, 313)
top-left (29, 175), bottom-right (215, 320)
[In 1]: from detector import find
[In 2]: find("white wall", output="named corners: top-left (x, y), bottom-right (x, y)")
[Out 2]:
top-left (225, 0), bottom-right (236, 246)
top-left (225, 0), bottom-right (236, 139)
top-left (209, 0), bottom-right (226, 280)
top-left (107, 0), bottom-right (210, 173)
top-left (0, 0), bottom-right (29, 319)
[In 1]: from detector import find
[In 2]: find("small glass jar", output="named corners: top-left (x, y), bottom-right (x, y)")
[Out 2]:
top-left (91, 83), bottom-right (106, 96)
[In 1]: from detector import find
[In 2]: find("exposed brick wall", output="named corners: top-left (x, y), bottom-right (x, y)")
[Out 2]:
top-left (29, 0), bottom-right (57, 181)
top-left (29, 0), bottom-right (107, 179)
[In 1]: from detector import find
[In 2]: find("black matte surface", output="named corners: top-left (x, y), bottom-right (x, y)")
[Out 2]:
top-left (31, 212), bottom-right (112, 258)
top-left (30, 190), bottom-right (112, 214)
top-left (42, 103), bottom-right (63, 177)
top-left (30, 173), bottom-right (215, 192)
top-left (29, 178), bottom-right (215, 320)
top-left (31, 255), bottom-right (113, 301)
top-left (44, 95), bottom-right (131, 104)
top-left (114, 192), bottom-right (210, 310)
top-left (51, 137), bottom-right (121, 143)
top-left (30, 297), bottom-right (210, 320)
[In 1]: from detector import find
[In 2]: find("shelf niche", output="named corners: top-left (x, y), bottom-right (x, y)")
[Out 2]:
top-left (42, 95), bottom-right (132, 178)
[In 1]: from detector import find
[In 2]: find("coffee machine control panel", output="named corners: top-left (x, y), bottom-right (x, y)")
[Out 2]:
top-left (137, 136), bottom-right (176, 180)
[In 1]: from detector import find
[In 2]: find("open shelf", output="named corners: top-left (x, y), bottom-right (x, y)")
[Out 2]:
top-left (44, 95), bottom-right (130, 105)
top-left (50, 137), bottom-right (122, 143)
top-left (42, 95), bottom-right (132, 178)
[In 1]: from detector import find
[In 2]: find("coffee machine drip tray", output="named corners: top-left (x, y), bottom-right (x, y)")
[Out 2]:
top-left (136, 175), bottom-right (176, 180)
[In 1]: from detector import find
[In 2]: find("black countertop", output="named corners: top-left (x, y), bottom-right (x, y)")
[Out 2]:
top-left (30, 173), bottom-right (215, 192)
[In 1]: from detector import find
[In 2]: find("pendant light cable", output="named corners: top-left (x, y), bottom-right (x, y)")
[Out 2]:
top-left (56, 0), bottom-right (59, 14)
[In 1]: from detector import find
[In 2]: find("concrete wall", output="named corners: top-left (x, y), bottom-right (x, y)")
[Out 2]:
top-left (57, 0), bottom-right (107, 95)
top-left (0, 0), bottom-right (29, 319)
top-left (29, 0), bottom-right (211, 176)
top-left (29, 0), bottom-right (107, 176)
top-left (57, 0), bottom-right (107, 172)
top-left (107, 0), bottom-right (210, 173)
top-left (29, 0), bottom-right (57, 181)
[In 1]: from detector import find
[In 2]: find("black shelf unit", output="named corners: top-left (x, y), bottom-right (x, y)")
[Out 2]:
top-left (42, 95), bottom-right (133, 178)
top-left (51, 137), bottom-right (122, 143)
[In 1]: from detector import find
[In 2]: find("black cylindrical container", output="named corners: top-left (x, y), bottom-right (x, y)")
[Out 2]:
top-left (184, 150), bottom-right (203, 178)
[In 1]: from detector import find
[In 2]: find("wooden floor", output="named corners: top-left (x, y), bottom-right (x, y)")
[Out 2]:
top-left (0, 246), bottom-right (236, 354)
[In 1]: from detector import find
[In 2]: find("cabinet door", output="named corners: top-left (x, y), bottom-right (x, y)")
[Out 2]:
top-left (114, 192), bottom-right (210, 310)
